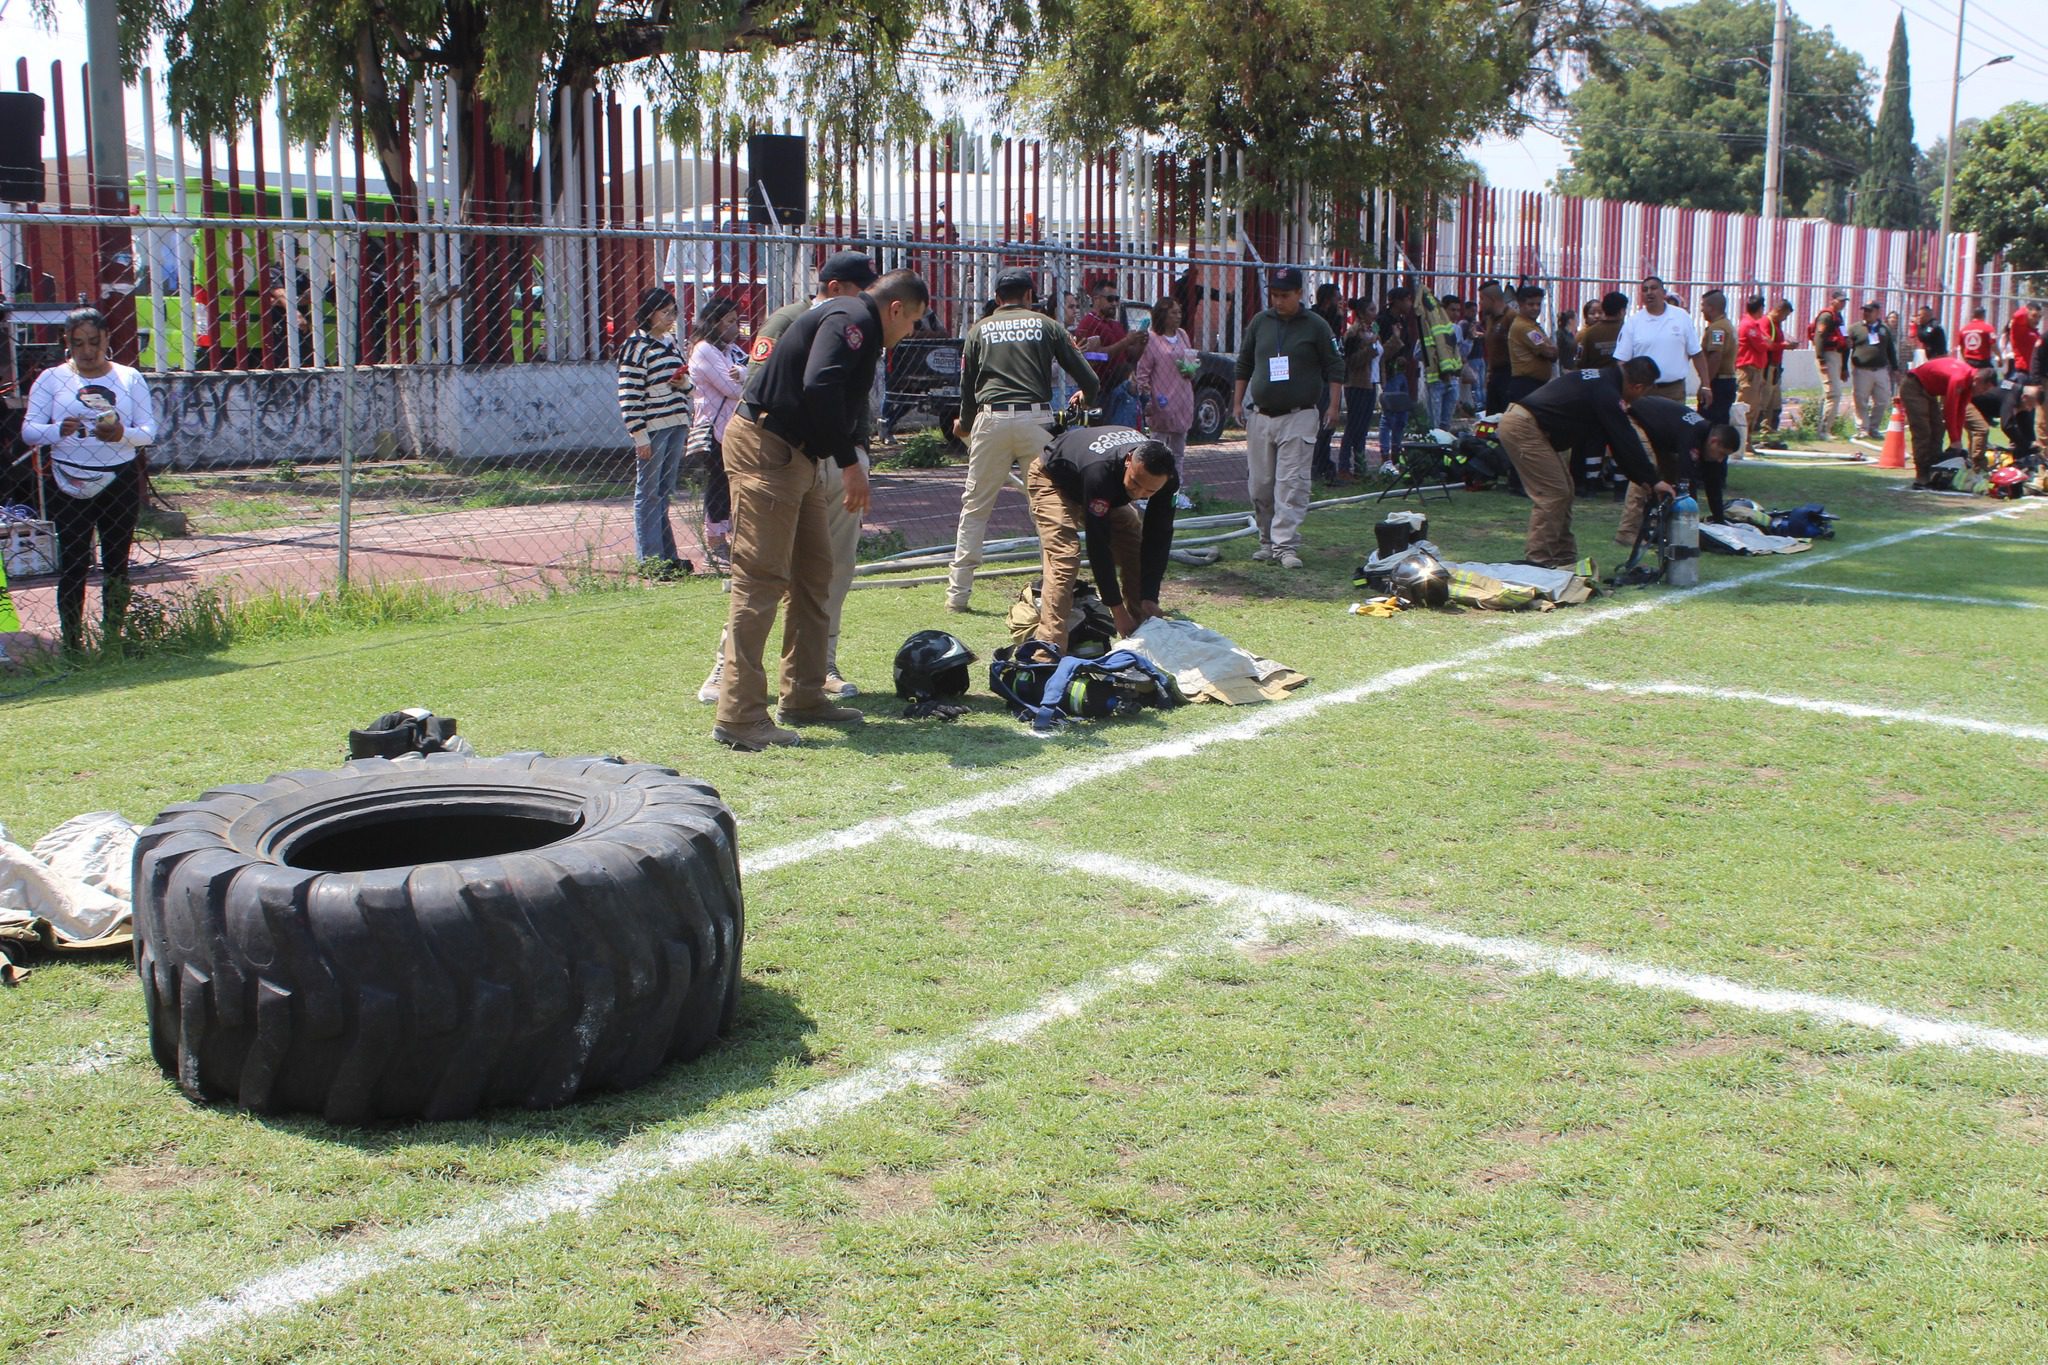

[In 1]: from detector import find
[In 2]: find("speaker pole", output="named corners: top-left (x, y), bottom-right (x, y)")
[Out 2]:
top-left (85, 0), bottom-right (137, 361)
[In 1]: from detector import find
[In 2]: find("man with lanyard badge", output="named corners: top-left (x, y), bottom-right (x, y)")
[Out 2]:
top-left (1234, 266), bottom-right (1343, 570)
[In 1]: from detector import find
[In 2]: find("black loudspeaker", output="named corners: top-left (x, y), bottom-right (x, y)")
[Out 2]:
top-left (746, 133), bottom-right (808, 226)
top-left (0, 92), bottom-right (46, 203)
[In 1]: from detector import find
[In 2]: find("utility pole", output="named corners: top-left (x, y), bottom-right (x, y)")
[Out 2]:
top-left (1760, 0), bottom-right (1790, 219)
top-left (1937, 0), bottom-right (1970, 295)
top-left (83, 0), bottom-right (137, 359)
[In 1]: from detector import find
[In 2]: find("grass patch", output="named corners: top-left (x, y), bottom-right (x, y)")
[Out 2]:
top-left (4, 455), bottom-right (2045, 1361)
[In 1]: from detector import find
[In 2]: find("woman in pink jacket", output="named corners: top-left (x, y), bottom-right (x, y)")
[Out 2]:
top-left (686, 296), bottom-right (747, 565)
top-left (1132, 297), bottom-right (1197, 470)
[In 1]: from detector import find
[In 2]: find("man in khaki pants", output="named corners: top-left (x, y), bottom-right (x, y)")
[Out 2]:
top-left (1233, 266), bottom-right (1343, 569)
top-left (946, 268), bottom-right (1101, 611)
top-left (715, 270), bottom-right (930, 751)
top-left (1494, 357), bottom-right (1667, 568)
top-left (1024, 424), bottom-right (1178, 647)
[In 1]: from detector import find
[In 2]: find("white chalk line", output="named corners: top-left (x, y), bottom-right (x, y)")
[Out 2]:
top-left (752, 499), bottom-right (2048, 875)
top-left (909, 828), bottom-right (2048, 1061)
top-left (68, 495), bottom-right (2048, 1362)
top-left (1935, 530), bottom-right (2048, 546)
top-left (72, 929), bottom-right (1253, 1365)
top-left (1522, 672), bottom-right (2048, 744)
top-left (0, 1039), bottom-right (137, 1091)
top-left (1777, 581), bottom-right (2048, 611)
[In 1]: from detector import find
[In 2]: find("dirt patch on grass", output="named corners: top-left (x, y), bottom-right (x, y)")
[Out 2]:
top-left (841, 1170), bottom-right (937, 1220)
top-left (1680, 1224), bottom-right (1768, 1273)
top-left (1466, 1159), bottom-right (1539, 1190)
top-left (701, 1194), bottom-right (825, 1259)
top-left (1995, 1095), bottom-right (2048, 1143)
top-left (99, 1160), bottom-right (207, 1194)
top-left (1322, 1249), bottom-right (1427, 1312)
top-left (1566, 1268), bottom-right (1639, 1313)
top-left (658, 1306), bottom-right (812, 1363)
top-left (1249, 928), bottom-right (1349, 962)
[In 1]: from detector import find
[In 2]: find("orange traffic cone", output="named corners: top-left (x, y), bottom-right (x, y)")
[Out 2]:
top-left (1877, 397), bottom-right (1906, 469)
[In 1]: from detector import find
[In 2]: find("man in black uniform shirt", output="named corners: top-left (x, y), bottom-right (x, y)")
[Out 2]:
top-left (1026, 424), bottom-right (1179, 648)
top-left (714, 269), bottom-right (930, 751)
top-left (1494, 357), bottom-right (1671, 568)
top-left (1618, 394), bottom-right (1740, 542)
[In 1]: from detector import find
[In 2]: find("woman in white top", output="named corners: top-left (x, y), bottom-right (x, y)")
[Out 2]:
top-left (686, 296), bottom-right (747, 566)
top-left (22, 308), bottom-right (159, 650)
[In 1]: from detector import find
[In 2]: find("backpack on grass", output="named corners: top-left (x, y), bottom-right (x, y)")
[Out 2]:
top-left (988, 640), bottom-right (1185, 731)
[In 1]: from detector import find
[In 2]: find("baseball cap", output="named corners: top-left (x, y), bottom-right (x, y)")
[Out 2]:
top-left (995, 267), bottom-right (1036, 293)
top-left (1268, 266), bottom-right (1305, 291)
top-left (818, 251), bottom-right (880, 287)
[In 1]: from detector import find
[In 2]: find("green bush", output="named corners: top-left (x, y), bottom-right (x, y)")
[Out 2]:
top-left (897, 429), bottom-right (952, 469)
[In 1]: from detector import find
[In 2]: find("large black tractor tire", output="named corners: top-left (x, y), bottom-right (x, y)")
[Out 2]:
top-left (132, 753), bottom-right (744, 1123)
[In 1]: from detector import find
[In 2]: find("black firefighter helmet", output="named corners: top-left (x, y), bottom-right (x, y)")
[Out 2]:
top-left (1389, 551), bottom-right (1451, 609)
top-left (894, 630), bottom-right (978, 701)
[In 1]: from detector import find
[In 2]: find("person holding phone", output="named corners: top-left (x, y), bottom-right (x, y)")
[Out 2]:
top-left (22, 307), bottom-right (158, 651)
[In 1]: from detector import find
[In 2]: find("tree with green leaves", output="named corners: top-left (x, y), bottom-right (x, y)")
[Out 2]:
top-left (1556, 0), bottom-right (1873, 215)
top-left (69, 0), bottom-right (1042, 205)
top-left (1855, 15), bottom-right (1922, 230)
top-left (1952, 102), bottom-right (2048, 271)
top-left (1016, 0), bottom-right (1637, 233)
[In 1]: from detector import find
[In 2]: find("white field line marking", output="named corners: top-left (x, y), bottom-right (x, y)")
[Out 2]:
top-left (0, 1039), bottom-right (136, 1090)
top-left (71, 497), bottom-right (2048, 1361)
top-left (1778, 581), bottom-right (2048, 611)
top-left (73, 930), bottom-right (1268, 1365)
top-left (1525, 672), bottom-right (2048, 744)
top-left (749, 500), bottom-right (2048, 875)
top-left (912, 828), bottom-right (2048, 1061)
top-left (1936, 530), bottom-right (2048, 546)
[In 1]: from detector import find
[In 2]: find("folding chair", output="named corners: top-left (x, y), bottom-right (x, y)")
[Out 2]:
top-left (1374, 438), bottom-right (1456, 504)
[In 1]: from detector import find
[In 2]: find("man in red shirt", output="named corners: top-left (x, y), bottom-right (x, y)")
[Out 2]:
top-left (2006, 302), bottom-right (2039, 376)
top-left (1735, 293), bottom-right (1772, 450)
top-left (1755, 299), bottom-right (1793, 440)
top-left (1898, 355), bottom-right (1996, 487)
top-left (1074, 279), bottom-right (1148, 427)
top-left (1957, 307), bottom-right (1998, 368)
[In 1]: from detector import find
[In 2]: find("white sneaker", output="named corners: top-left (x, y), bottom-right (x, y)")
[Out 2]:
top-left (1251, 545), bottom-right (1275, 562)
top-left (824, 670), bottom-right (857, 698)
top-left (1278, 550), bottom-right (1304, 570)
top-left (697, 656), bottom-right (724, 704)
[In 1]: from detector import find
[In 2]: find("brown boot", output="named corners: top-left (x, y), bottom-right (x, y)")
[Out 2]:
top-left (777, 702), bottom-right (864, 726)
top-left (712, 720), bottom-right (802, 752)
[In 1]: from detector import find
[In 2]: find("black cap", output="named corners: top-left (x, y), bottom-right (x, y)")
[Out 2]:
top-left (818, 251), bottom-right (880, 287)
top-left (1268, 266), bottom-right (1305, 292)
top-left (995, 267), bottom-right (1036, 293)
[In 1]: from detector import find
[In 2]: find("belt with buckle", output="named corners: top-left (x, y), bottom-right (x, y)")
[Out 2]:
top-left (988, 402), bottom-right (1051, 413)
top-left (1256, 405), bottom-right (1308, 419)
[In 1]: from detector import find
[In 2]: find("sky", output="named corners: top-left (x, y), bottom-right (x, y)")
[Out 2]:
top-left (1469, 0), bottom-right (2048, 191)
top-left (5, 0), bottom-right (2045, 196)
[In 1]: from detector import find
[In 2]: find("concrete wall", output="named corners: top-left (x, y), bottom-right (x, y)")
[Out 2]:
top-left (142, 362), bottom-right (633, 469)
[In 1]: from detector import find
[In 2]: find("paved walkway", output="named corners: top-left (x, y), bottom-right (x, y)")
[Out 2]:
top-left (2, 440), bottom-right (1256, 652)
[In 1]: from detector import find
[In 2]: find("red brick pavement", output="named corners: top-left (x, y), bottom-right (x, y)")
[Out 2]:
top-left (2, 440), bottom-right (1253, 654)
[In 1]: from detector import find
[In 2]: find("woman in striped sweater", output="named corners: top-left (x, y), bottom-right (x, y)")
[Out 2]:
top-left (617, 287), bottom-right (693, 571)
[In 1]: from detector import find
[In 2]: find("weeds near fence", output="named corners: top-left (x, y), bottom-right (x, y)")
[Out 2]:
top-left (881, 430), bottom-right (952, 470)
top-left (857, 528), bottom-right (910, 562)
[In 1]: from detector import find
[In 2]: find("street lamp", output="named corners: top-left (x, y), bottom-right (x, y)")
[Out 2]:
top-left (1936, 16), bottom-right (2013, 290)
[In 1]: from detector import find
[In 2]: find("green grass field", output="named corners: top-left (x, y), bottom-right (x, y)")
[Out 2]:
top-left (5, 457), bottom-right (2048, 1364)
